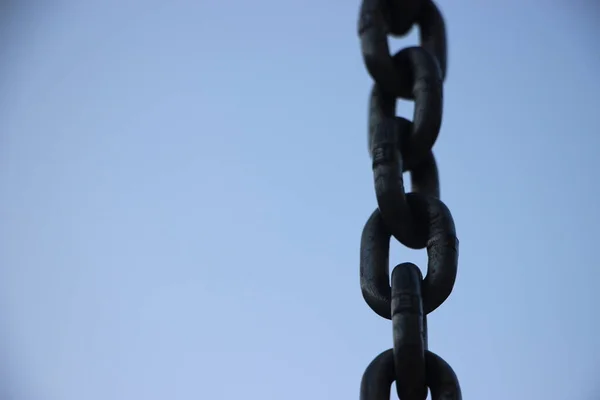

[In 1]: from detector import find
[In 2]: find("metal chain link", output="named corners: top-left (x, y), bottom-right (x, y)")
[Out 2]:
top-left (357, 0), bottom-right (461, 399)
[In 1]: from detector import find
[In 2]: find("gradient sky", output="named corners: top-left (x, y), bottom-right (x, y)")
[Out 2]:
top-left (1, 1), bottom-right (600, 399)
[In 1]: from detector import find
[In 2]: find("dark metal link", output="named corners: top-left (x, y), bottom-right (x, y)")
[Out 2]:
top-left (359, 196), bottom-right (457, 318)
top-left (391, 263), bottom-right (426, 400)
top-left (358, 0), bottom-right (447, 100)
top-left (371, 118), bottom-right (450, 253)
top-left (369, 112), bottom-right (440, 198)
top-left (360, 349), bottom-right (462, 400)
top-left (370, 118), bottom-right (417, 247)
top-left (368, 48), bottom-right (443, 172)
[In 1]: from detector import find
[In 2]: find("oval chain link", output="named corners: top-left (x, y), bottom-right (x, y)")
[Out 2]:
top-left (356, 0), bottom-right (462, 399)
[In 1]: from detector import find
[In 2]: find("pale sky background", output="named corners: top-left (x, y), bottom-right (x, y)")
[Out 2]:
top-left (1, 1), bottom-right (600, 399)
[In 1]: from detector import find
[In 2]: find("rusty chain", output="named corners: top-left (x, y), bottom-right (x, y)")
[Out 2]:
top-left (357, 0), bottom-right (462, 399)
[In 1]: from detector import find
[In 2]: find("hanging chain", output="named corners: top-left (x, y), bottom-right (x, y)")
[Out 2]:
top-left (357, 0), bottom-right (461, 399)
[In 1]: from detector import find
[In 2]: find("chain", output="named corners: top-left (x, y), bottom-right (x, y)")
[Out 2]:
top-left (357, 0), bottom-right (461, 399)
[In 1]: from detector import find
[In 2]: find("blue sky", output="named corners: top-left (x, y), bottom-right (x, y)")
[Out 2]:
top-left (1, 1), bottom-right (599, 399)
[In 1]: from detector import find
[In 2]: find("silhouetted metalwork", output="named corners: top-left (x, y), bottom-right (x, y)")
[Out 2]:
top-left (357, 0), bottom-right (461, 399)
